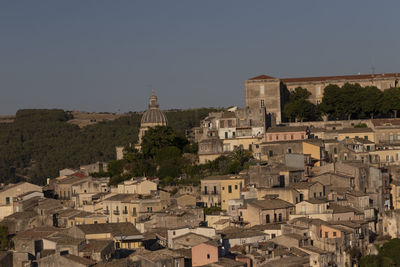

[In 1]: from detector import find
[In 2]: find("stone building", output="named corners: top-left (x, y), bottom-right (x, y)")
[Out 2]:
top-left (245, 73), bottom-right (400, 125)
top-left (136, 92), bottom-right (168, 150)
top-left (196, 106), bottom-right (265, 163)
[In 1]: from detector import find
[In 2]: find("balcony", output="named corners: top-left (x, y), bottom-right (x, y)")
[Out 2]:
top-left (104, 210), bottom-right (109, 215)
top-left (113, 210), bottom-right (120, 215)
top-left (201, 191), bottom-right (218, 195)
top-left (123, 210), bottom-right (128, 215)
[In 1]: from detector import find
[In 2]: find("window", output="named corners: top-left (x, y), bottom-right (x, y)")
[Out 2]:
top-left (228, 185), bottom-right (232, 193)
top-left (291, 134), bottom-right (294, 140)
top-left (278, 213), bottom-right (282, 222)
top-left (225, 132), bottom-right (228, 139)
top-left (213, 186), bottom-right (217, 194)
top-left (365, 136), bottom-right (369, 140)
top-left (260, 85), bottom-right (265, 95)
top-left (94, 221), bottom-right (98, 224)
top-left (274, 213), bottom-right (277, 222)
top-left (366, 145), bottom-right (370, 151)
top-left (333, 232), bottom-right (337, 237)
top-left (314, 192), bottom-right (317, 198)
top-left (275, 135), bottom-right (279, 140)
top-left (316, 86), bottom-right (321, 96)
top-left (232, 132), bottom-right (235, 137)
top-left (5, 197), bottom-right (9, 205)
top-left (261, 100), bottom-right (265, 107)
top-left (271, 234), bottom-right (276, 238)
top-left (204, 186), bottom-right (208, 194)
top-left (288, 148), bottom-right (292, 154)
top-left (207, 253), bottom-right (210, 259)
top-left (147, 207), bottom-right (153, 212)
top-left (269, 150), bottom-right (273, 157)
top-left (220, 121), bottom-right (224, 128)
top-left (334, 147), bottom-right (337, 154)
top-left (269, 135), bottom-right (272, 141)
top-left (325, 232), bottom-right (328, 238)
top-left (235, 185), bottom-right (238, 190)
top-left (222, 187), bottom-right (225, 191)
top-left (266, 214), bottom-right (270, 223)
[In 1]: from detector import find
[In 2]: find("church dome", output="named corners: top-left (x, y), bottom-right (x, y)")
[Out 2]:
top-left (141, 92), bottom-right (168, 125)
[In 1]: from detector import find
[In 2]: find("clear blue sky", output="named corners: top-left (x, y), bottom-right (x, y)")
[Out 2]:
top-left (1, 1), bottom-right (399, 115)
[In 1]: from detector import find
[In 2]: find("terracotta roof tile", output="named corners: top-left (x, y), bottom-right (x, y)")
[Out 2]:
top-left (248, 75), bottom-right (277, 80)
top-left (281, 73), bottom-right (400, 83)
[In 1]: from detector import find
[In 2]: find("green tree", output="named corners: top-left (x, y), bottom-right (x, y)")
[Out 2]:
top-left (319, 84), bottom-right (342, 119)
top-left (381, 87), bottom-right (400, 118)
top-left (332, 83), bottom-right (364, 120)
top-left (141, 126), bottom-right (188, 159)
top-left (360, 238), bottom-right (400, 267)
top-left (0, 226), bottom-right (9, 250)
top-left (290, 87), bottom-right (312, 101)
top-left (360, 86), bottom-right (383, 119)
top-left (284, 87), bottom-right (316, 122)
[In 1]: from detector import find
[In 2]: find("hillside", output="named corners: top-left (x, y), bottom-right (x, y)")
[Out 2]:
top-left (0, 108), bottom-right (218, 185)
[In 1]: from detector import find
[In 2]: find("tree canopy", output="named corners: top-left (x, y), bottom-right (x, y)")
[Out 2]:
top-left (319, 83), bottom-right (397, 120)
top-left (360, 238), bottom-right (400, 267)
top-left (284, 87), bottom-right (316, 122)
top-left (0, 108), bottom-right (218, 185)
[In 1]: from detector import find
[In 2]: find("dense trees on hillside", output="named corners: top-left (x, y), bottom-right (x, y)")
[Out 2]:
top-left (107, 126), bottom-right (254, 186)
top-left (360, 238), bottom-right (400, 267)
top-left (0, 108), bottom-right (218, 185)
top-left (284, 83), bottom-right (400, 122)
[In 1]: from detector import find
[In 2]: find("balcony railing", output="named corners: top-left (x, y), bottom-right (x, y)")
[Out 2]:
top-left (113, 210), bottom-right (120, 215)
top-left (201, 191), bottom-right (218, 195)
top-left (104, 210), bottom-right (109, 215)
top-left (123, 210), bottom-right (128, 214)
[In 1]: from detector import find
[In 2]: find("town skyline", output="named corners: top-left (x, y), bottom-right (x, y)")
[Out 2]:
top-left (1, 1), bottom-right (400, 115)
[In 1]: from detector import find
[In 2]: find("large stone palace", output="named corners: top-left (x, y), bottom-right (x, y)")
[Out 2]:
top-left (245, 73), bottom-right (400, 125)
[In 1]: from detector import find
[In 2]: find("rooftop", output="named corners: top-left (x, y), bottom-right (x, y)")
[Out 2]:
top-left (281, 72), bottom-right (400, 83)
top-left (266, 126), bottom-right (308, 133)
top-left (76, 222), bottom-right (141, 237)
top-left (219, 227), bottom-right (266, 239)
top-left (202, 175), bottom-right (243, 181)
top-left (288, 182), bottom-right (319, 190)
top-left (103, 194), bottom-right (138, 202)
top-left (248, 198), bottom-right (294, 210)
top-left (80, 240), bottom-right (113, 252)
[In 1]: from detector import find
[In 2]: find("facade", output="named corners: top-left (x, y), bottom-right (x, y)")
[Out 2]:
top-left (246, 73), bottom-right (400, 125)
top-left (67, 222), bottom-right (143, 250)
top-left (0, 182), bottom-right (42, 220)
top-left (238, 198), bottom-right (295, 227)
top-left (192, 241), bottom-right (219, 266)
top-left (197, 106), bottom-right (265, 163)
top-left (265, 126), bottom-right (308, 142)
top-left (201, 175), bottom-right (245, 210)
